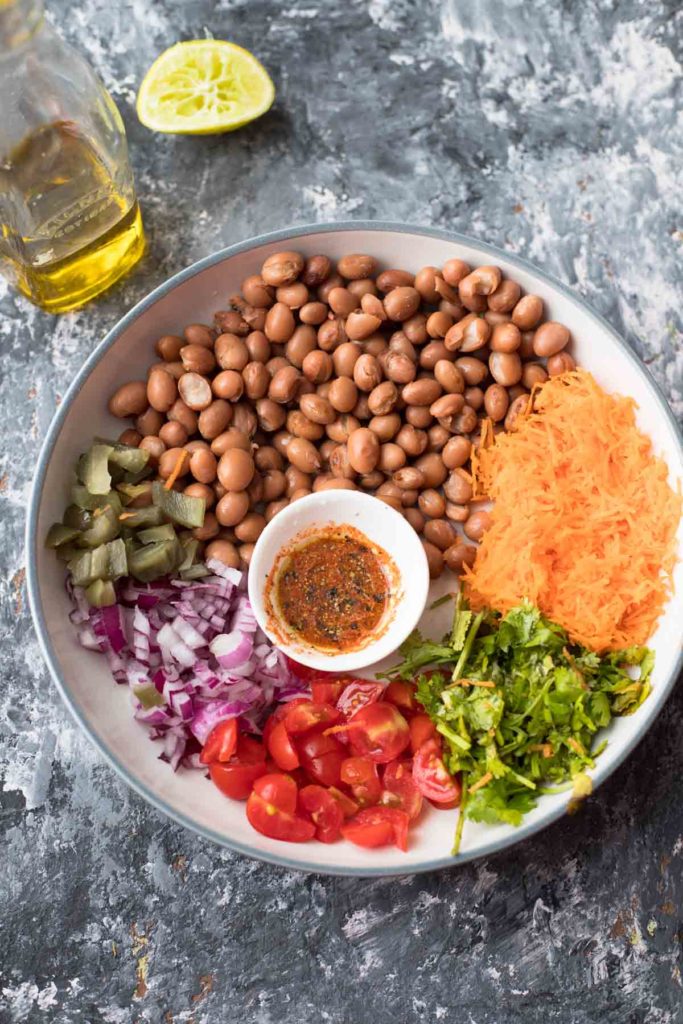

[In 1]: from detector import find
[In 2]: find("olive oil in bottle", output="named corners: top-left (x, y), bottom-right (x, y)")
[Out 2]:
top-left (0, 0), bottom-right (145, 313)
top-left (1, 122), bottom-right (145, 312)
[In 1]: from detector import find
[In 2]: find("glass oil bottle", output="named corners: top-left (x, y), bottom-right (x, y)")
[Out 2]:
top-left (0, 0), bottom-right (145, 312)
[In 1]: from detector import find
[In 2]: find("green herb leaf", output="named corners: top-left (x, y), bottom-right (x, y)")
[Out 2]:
top-left (388, 599), bottom-right (655, 856)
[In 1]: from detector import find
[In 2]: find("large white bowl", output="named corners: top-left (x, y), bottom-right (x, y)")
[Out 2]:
top-left (26, 222), bottom-right (683, 876)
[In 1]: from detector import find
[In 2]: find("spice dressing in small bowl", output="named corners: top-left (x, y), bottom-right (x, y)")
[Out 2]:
top-left (248, 491), bottom-right (430, 672)
top-left (266, 524), bottom-right (397, 654)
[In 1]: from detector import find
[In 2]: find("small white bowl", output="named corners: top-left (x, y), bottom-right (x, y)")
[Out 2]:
top-left (248, 490), bottom-right (430, 672)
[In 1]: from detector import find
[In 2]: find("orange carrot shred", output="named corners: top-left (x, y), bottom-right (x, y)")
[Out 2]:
top-left (164, 449), bottom-right (188, 491)
top-left (468, 772), bottom-right (493, 794)
top-left (529, 743), bottom-right (554, 757)
top-left (465, 370), bottom-right (681, 652)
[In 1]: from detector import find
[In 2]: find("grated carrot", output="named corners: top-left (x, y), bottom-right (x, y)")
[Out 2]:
top-left (465, 370), bottom-right (681, 651)
top-left (164, 449), bottom-right (188, 491)
top-left (528, 743), bottom-right (554, 758)
top-left (468, 772), bottom-right (493, 794)
top-left (472, 418), bottom-right (495, 499)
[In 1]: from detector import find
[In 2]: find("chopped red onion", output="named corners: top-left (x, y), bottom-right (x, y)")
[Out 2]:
top-left (210, 630), bottom-right (254, 669)
top-left (68, 566), bottom-right (309, 769)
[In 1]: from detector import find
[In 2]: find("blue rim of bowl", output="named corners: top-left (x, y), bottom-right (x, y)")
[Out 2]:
top-left (26, 220), bottom-right (683, 877)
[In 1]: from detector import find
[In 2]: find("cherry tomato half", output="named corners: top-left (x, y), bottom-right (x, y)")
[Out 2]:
top-left (267, 720), bottom-right (300, 771)
top-left (284, 655), bottom-right (321, 683)
top-left (341, 807), bottom-right (410, 851)
top-left (298, 730), bottom-right (346, 787)
top-left (200, 718), bottom-right (238, 764)
top-left (429, 795), bottom-right (462, 810)
top-left (381, 760), bottom-right (423, 821)
top-left (252, 772), bottom-right (298, 813)
top-left (208, 735), bottom-right (267, 800)
top-left (344, 702), bottom-right (411, 764)
top-left (409, 713), bottom-right (439, 754)
top-left (340, 756), bottom-right (382, 807)
top-left (384, 680), bottom-right (417, 715)
top-left (311, 678), bottom-right (347, 705)
top-left (262, 697), bottom-right (309, 749)
top-left (336, 680), bottom-right (384, 719)
top-left (298, 785), bottom-right (344, 843)
top-left (285, 701), bottom-right (342, 736)
top-left (412, 740), bottom-right (461, 805)
top-left (246, 792), bottom-right (316, 843)
top-left (327, 786), bottom-right (359, 818)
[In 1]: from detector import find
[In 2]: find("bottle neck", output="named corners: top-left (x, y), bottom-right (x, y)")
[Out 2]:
top-left (0, 0), bottom-right (44, 50)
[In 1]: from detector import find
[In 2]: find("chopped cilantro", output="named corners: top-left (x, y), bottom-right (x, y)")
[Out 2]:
top-left (384, 602), bottom-right (654, 854)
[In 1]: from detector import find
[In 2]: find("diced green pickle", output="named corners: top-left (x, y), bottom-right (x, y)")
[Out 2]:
top-left (122, 465), bottom-right (154, 485)
top-left (85, 579), bottom-right (117, 607)
top-left (137, 524), bottom-right (177, 545)
top-left (50, 439), bottom-right (202, 588)
top-left (104, 441), bottom-right (150, 474)
top-left (70, 485), bottom-right (122, 515)
top-left (178, 538), bottom-right (199, 572)
top-left (63, 504), bottom-right (93, 530)
top-left (106, 538), bottom-right (129, 580)
top-left (179, 563), bottom-right (211, 580)
top-left (129, 539), bottom-right (181, 582)
top-left (152, 481), bottom-right (205, 529)
top-left (45, 523), bottom-right (80, 548)
top-left (80, 444), bottom-right (114, 495)
top-left (71, 485), bottom-right (101, 511)
top-left (68, 550), bottom-right (94, 587)
top-left (89, 544), bottom-right (109, 580)
top-left (79, 506), bottom-right (120, 547)
top-left (132, 683), bottom-right (165, 709)
top-left (56, 544), bottom-right (80, 563)
top-left (93, 437), bottom-right (150, 475)
top-left (119, 505), bottom-right (164, 529)
top-left (116, 482), bottom-right (153, 506)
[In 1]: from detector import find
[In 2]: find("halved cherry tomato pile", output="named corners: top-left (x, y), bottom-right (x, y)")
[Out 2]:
top-left (201, 675), bottom-right (462, 851)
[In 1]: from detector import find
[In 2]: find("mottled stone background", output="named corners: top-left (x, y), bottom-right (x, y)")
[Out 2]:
top-left (1, 1), bottom-right (682, 1021)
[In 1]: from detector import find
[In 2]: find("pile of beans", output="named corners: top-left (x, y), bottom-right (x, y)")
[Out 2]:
top-left (109, 250), bottom-right (575, 578)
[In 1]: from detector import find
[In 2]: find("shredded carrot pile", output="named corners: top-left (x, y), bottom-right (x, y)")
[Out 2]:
top-left (464, 369), bottom-right (681, 651)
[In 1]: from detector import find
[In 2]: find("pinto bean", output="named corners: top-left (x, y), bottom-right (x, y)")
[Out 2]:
top-left (444, 542), bottom-right (477, 572)
top-left (328, 376), bottom-right (358, 413)
top-left (367, 381), bottom-right (398, 416)
top-left (402, 378), bottom-right (442, 406)
top-left (533, 322), bottom-right (570, 357)
top-left (422, 540), bottom-right (444, 578)
top-left (489, 351), bottom-right (522, 387)
top-left (483, 383), bottom-right (510, 422)
top-left (383, 286), bottom-right (421, 322)
top-left (302, 255), bottom-right (332, 287)
top-left (547, 351), bottom-right (576, 376)
top-left (512, 294), bottom-right (544, 330)
top-left (424, 519), bottom-right (455, 551)
top-left (444, 468), bottom-right (473, 504)
top-left (261, 251), bottom-right (304, 287)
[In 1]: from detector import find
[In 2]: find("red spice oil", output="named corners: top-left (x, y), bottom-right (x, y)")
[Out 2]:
top-left (267, 525), bottom-right (395, 653)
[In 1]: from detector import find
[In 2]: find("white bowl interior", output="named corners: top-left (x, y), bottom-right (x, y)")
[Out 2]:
top-left (248, 490), bottom-right (430, 672)
top-left (29, 226), bottom-right (683, 874)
